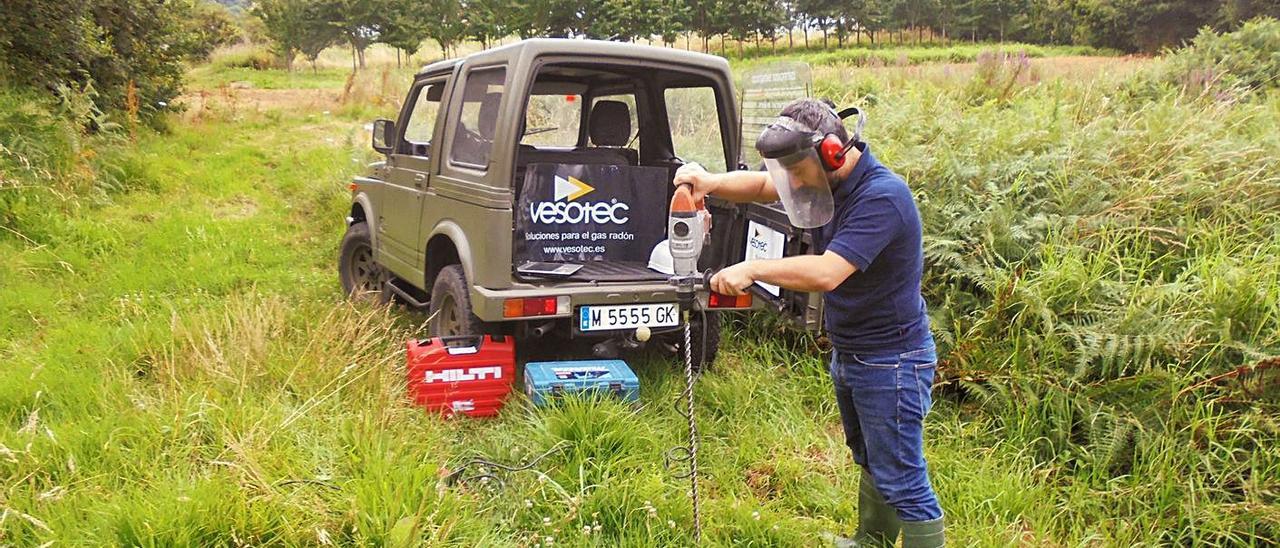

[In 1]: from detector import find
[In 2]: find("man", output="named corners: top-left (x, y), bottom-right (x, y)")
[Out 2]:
top-left (674, 98), bottom-right (945, 547)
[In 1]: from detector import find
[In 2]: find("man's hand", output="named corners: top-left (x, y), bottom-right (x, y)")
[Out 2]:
top-left (673, 162), bottom-right (717, 203)
top-left (710, 261), bottom-right (756, 296)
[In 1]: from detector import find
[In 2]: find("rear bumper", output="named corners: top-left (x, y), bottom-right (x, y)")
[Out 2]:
top-left (470, 281), bottom-right (763, 323)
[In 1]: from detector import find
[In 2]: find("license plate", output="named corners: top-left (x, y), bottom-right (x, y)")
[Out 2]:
top-left (579, 303), bottom-right (679, 332)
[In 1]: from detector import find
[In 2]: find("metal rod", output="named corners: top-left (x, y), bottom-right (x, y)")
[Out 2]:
top-left (682, 313), bottom-right (702, 543)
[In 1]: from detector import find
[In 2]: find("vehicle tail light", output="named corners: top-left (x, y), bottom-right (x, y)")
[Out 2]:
top-left (707, 292), bottom-right (752, 309)
top-left (503, 296), bottom-right (570, 318)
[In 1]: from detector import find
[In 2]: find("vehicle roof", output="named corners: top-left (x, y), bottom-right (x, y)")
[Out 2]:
top-left (417, 38), bottom-right (731, 76)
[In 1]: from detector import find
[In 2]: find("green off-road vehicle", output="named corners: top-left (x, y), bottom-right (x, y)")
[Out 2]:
top-left (338, 39), bottom-right (820, 365)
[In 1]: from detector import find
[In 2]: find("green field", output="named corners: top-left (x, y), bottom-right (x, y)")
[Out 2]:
top-left (2, 31), bottom-right (1278, 546)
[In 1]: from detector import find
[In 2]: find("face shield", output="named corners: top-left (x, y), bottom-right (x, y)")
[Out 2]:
top-left (754, 117), bottom-right (835, 228)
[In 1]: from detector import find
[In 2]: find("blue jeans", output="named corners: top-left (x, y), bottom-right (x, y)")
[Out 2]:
top-left (830, 340), bottom-right (943, 522)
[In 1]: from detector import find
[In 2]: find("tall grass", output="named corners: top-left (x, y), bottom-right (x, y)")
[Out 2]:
top-left (812, 34), bottom-right (1279, 544)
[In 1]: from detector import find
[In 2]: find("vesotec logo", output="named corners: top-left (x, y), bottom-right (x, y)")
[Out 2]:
top-left (748, 226), bottom-right (770, 252)
top-left (529, 175), bottom-right (630, 225)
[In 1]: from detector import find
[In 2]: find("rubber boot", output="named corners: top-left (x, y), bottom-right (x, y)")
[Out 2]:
top-left (900, 516), bottom-right (945, 548)
top-left (838, 468), bottom-right (901, 547)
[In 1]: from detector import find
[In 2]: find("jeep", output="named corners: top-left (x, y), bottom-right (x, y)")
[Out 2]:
top-left (339, 39), bottom-right (819, 366)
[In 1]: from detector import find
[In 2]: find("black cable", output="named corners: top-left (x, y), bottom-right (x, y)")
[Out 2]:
top-left (439, 441), bottom-right (569, 489)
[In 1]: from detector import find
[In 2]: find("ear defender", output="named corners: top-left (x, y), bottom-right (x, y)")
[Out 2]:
top-left (814, 106), bottom-right (865, 171)
top-left (818, 134), bottom-right (846, 171)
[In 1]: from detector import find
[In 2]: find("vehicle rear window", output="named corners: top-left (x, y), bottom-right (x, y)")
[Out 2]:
top-left (450, 67), bottom-right (507, 169)
top-left (665, 86), bottom-right (726, 172)
top-left (522, 94), bottom-right (582, 147)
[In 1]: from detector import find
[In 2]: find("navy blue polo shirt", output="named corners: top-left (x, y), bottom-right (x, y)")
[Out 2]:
top-left (814, 144), bottom-right (931, 355)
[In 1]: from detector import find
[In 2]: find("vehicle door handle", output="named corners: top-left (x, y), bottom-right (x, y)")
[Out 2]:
top-left (413, 173), bottom-right (427, 188)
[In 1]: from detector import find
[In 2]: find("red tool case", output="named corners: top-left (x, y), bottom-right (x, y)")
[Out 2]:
top-left (405, 335), bottom-right (515, 418)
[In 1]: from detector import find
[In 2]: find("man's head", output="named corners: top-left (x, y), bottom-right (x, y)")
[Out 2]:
top-left (771, 97), bottom-right (858, 185)
top-left (753, 97), bottom-right (859, 228)
top-left (779, 97), bottom-right (849, 145)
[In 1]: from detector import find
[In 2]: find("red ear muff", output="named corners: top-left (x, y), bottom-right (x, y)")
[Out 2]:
top-left (818, 134), bottom-right (845, 171)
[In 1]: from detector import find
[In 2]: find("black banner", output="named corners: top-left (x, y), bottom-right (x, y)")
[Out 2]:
top-left (516, 163), bottom-right (667, 263)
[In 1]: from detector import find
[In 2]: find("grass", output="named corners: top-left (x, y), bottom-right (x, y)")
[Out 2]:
top-left (186, 65), bottom-right (360, 91)
top-left (1, 36), bottom-right (1277, 545)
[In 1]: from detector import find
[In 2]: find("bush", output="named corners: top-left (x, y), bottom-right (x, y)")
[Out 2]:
top-left (1151, 17), bottom-right (1280, 96)
top-left (184, 0), bottom-right (243, 61)
top-left (211, 45), bottom-right (282, 71)
top-left (0, 0), bottom-right (216, 121)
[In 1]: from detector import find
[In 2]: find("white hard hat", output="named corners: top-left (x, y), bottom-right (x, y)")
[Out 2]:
top-left (648, 239), bottom-right (674, 275)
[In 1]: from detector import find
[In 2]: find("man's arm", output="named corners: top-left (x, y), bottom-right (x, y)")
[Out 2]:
top-left (710, 251), bottom-right (856, 295)
top-left (674, 166), bottom-right (779, 203)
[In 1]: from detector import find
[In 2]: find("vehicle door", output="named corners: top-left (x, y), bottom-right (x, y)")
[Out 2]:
top-left (379, 76), bottom-right (449, 282)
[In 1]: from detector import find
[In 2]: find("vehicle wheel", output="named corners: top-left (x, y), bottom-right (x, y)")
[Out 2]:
top-left (428, 265), bottom-right (484, 337)
top-left (338, 222), bottom-right (389, 303)
top-left (677, 310), bottom-right (721, 372)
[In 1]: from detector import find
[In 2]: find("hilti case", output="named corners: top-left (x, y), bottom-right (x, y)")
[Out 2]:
top-left (523, 360), bottom-right (640, 406)
top-left (406, 335), bottom-right (515, 417)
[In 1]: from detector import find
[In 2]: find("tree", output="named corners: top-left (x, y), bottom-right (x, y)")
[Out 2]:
top-left (465, 0), bottom-right (497, 46)
top-left (686, 0), bottom-right (723, 52)
top-left (719, 0), bottom-right (756, 55)
top-left (322, 0), bottom-right (389, 70)
top-left (252, 0), bottom-right (309, 70)
top-left (795, 0), bottom-right (827, 47)
top-left (750, 0), bottom-right (789, 52)
top-left (183, 0), bottom-right (243, 60)
top-left (380, 0), bottom-right (432, 65)
top-left (853, 0), bottom-right (890, 44)
top-left (428, 0), bottom-right (467, 56)
top-left (297, 4), bottom-right (342, 70)
top-left (655, 0), bottom-right (692, 46)
top-left (893, 0), bottom-right (939, 43)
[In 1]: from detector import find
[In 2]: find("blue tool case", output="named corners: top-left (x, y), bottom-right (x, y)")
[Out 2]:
top-left (523, 360), bottom-right (640, 406)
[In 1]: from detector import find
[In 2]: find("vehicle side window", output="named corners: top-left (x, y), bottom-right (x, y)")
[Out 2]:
top-left (450, 67), bottom-right (507, 169)
top-left (402, 81), bottom-right (444, 157)
top-left (522, 94), bottom-right (582, 148)
top-left (665, 86), bottom-right (726, 173)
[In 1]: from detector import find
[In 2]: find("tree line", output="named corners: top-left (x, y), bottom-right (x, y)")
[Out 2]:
top-left (251, 0), bottom-right (1280, 71)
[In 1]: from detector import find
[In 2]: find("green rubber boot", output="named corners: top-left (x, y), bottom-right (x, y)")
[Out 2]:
top-left (850, 468), bottom-right (902, 547)
top-left (901, 515), bottom-right (945, 548)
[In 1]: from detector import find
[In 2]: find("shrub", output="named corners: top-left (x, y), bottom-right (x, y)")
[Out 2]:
top-left (1151, 16), bottom-right (1280, 96)
top-left (0, 0), bottom-right (214, 121)
top-left (211, 45), bottom-right (282, 71)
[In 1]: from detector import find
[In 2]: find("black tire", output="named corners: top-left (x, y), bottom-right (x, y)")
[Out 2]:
top-left (682, 310), bottom-right (721, 372)
top-left (428, 265), bottom-right (484, 337)
top-left (338, 223), bottom-right (389, 303)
